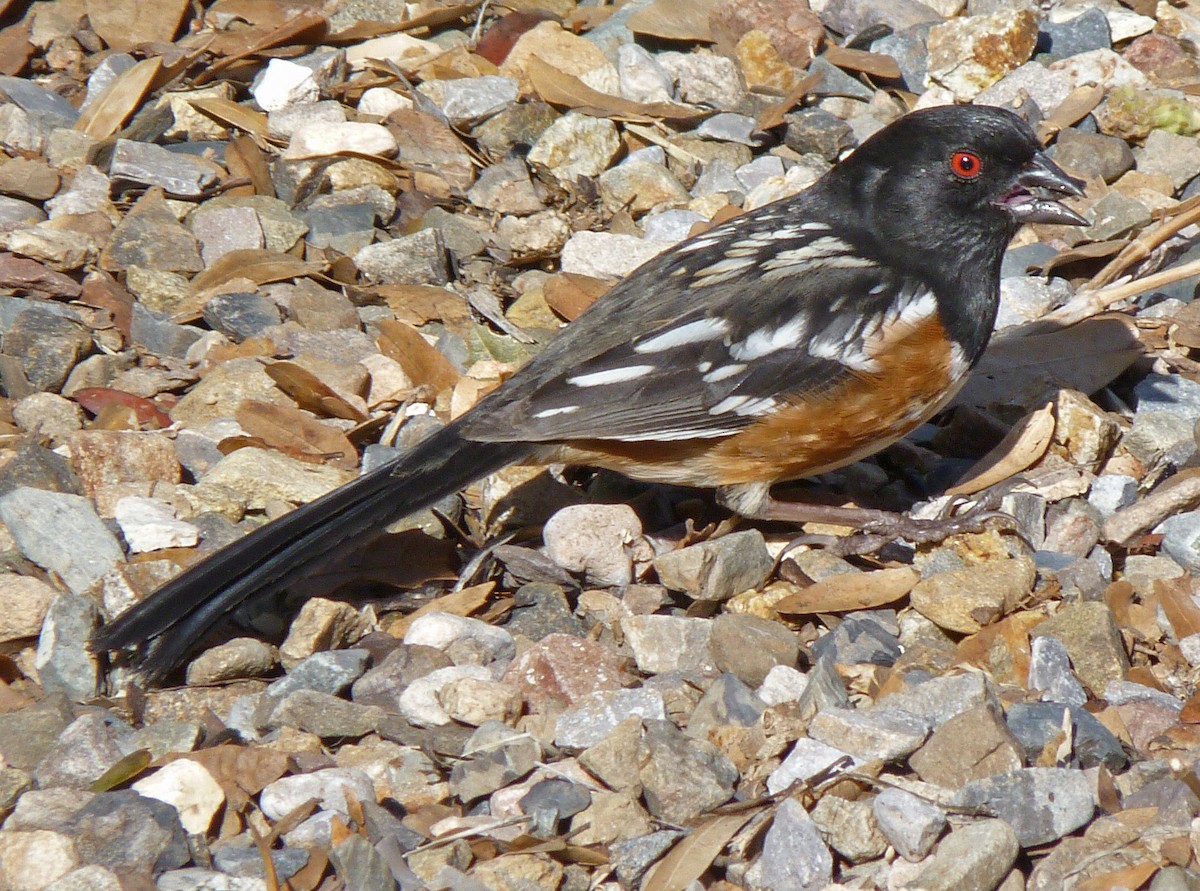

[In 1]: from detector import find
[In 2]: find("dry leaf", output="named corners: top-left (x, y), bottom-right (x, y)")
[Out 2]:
top-left (946, 402), bottom-right (1055, 497)
top-left (774, 566), bottom-right (918, 614)
top-left (955, 316), bottom-right (1142, 411)
top-left (164, 744), bottom-right (290, 809)
top-left (386, 582), bottom-right (495, 637)
top-left (627, 0), bottom-right (720, 42)
top-left (224, 134), bottom-right (275, 195)
top-left (235, 400), bottom-right (359, 469)
top-left (543, 273), bottom-right (610, 321)
top-left (642, 812), bottom-right (758, 891)
top-left (73, 388), bottom-right (172, 429)
top-left (376, 283), bottom-right (473, 335)
top-left (188, 96), bottom-right (272, 145)
top-left (376, 318), bottom-right (461, 394)
top-left (87, 0), bottom-right (189, 51)
top-left (195, 9), bottom-right (329, 85)
top-left (189, 249), bottom-right (326, 297)
top-left (526, 55), bottom-right (704, 123)
top-left (755, 70), bottom-right (824, 131)
top-left (0, 22), bottom-right (34, 76)
top-left (1038, 84), bottom-right (1105, 143)
top-left (75, 57), bottom-right (163, 139)
top-left (1156, 576), bottom-right (1200, 640)
top-left (821, 45), bottom-right (901, 79)
top-left (90, 749), bottom-right (153, 791)
top-left (263, 361), bottom-right (369, 422)
top-left (1075, 862), bottom-right (1158, 891)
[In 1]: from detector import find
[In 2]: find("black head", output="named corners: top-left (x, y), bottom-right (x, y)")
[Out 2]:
top-left (826, 105), bottom-right (1086, 276)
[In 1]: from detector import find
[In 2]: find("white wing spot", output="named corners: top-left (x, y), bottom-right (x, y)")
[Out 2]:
top-left (691, 256), bottom-right (755, 286)
top-left (730, 317), bottom-right (807, 360)
top-left (734, 397), bottom-right (777, 416)
top-left (634, 318), bottom-right (731, 353)
top-left (702, 363), bottom-right (747, 382)
top-left (800, 222), bottom-right (831, 231)
top-left (567, 365), bottom-right (655, 387)
top-left (533, 405), bottom-right (581, 419)
top-left (709, 395), bottom-right (750, 415)
top-left (809, 334), bottom-right (879, 372)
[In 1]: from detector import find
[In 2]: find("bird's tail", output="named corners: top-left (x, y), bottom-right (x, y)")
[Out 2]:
top-left (91, 423), bottom-right (531, 681)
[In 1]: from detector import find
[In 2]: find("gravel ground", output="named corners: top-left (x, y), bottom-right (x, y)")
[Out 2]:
top-left (1, 0), bottom-right (1200, 889)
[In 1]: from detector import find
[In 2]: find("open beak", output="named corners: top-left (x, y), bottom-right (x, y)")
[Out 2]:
top-left (997, 152), bottom-right (1088, 226)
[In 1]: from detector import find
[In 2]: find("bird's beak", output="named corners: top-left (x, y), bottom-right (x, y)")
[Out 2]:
top-left (997, 152), bottom-right (1088, 226)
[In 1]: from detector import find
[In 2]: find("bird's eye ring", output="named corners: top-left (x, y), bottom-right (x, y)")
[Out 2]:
top-left (950, 150), bottom-right (983, 179)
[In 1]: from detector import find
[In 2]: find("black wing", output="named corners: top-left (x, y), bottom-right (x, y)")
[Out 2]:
top-left (462, 203), bottom-right (934, 444)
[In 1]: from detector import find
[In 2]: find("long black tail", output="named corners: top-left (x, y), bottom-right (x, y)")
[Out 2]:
top-left (91, 424), bottom-right (531, 681)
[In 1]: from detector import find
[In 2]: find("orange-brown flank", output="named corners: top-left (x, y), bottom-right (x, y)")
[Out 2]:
top-left (546, 313), bottom-right (965, 488)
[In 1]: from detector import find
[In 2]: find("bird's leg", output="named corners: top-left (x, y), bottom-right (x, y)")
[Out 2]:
top-left (716, 482), bottom-right (1017, 557)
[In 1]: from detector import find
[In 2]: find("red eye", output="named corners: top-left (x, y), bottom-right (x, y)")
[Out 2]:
top-left (950, 150), bottom-right (983, 179)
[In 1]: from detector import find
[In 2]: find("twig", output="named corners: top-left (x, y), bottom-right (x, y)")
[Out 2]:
top-left (1086, 196), bottom-right (1200, 290)
top-left (1035, 257), bottom-right (1200, 329)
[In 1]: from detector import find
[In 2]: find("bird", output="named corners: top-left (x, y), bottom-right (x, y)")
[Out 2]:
top-left (92, 104), bottom-right (1087, 681)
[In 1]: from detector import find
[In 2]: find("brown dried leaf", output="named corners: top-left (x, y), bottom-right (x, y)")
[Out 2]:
top-left (235, 399), bottom-right (359, 469)
top-left (0, 22), bottom-right (34, 76)
top-left (946, 402), bottom-right (1055, 497)
top-left (1075, 862), bottom-right (1158, 891)
top-left (376, 283), bottom-right (473, 332)
top-left (542, 273), bottom-right (610, 322)
top-left (73, 388), bottom-right (172, 429)
top-left (263, 361), bottom-right (369, 422)
top-left (954, 316), bottom-right (1142, 411)
top-left (167, 744), bottom-right (290, 806)
top-left (189, 96), bottom-right (271, 144)
top-left (821, 45), bottom-right (901, 79)
top-left (386, 582), bottom-right (495, 637)
top-left (224, 134), bottom-right (275, 196)
top-left (75, 56), bottom-right (163, 139)
top-left (87, 0), bottom-right (190, 52)
top-left (774, 566), bottom-right (918, 615)
top-left (195, 9), bottom-right (329, 85)
top-left (189, 249), bottom-right (326, 296)
top-left (627, 0), bottom-right (720, 42)
top-left (755, 70), bottom-right (824, 132)
top-left (1156, 576), bottom-right (1200, 640)
top-left (1180, 689), bottom-right (1200, 723)
top-left (376, 318), bottom-right (461, 394)
top-left (1038, 84), bottom-right (1105, 143)
top-left (527, 55), bottom-right (704, 123)
top-left (642, 812), bottom-right (758, 891)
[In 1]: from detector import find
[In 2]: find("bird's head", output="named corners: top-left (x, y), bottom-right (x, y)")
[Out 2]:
top-left (833, 104), bottom-right (1087, 269)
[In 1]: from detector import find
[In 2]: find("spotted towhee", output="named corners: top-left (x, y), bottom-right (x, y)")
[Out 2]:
top-left (93, 105), bottom-right (1087, 680)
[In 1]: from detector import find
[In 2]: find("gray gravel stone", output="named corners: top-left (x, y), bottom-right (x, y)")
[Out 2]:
top-left (953, 768), bottom-right (1095, 846)
top-left (653, 529), bottom-right (773, 601)
top-left (268, 648), bottom-right (370, 698)
top-left (355, 226), bottom-right (450, 284)
top-left (0, 487), bottom-right (124, 595)
top-left (873, 787), bottom-right (947, 862)
top-left (1028, 634), bottom-right (1088, 707)
top-left (1006, 701), bottom-right (1127, 770)
top-left (808, 706), bottom-right (930, 762)
top-left (554, 688), bottom-right (666, 750)
top-left (745, 797), bottom-right (833, 891)
top-left (905, 819), bottom-right (1019, 891)
top-left (201, 291), bottom-right (282, 341)
top-left (36, 592), bottom-right (101, 701)
top-left (639, 719), bottom-right (737, 824)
